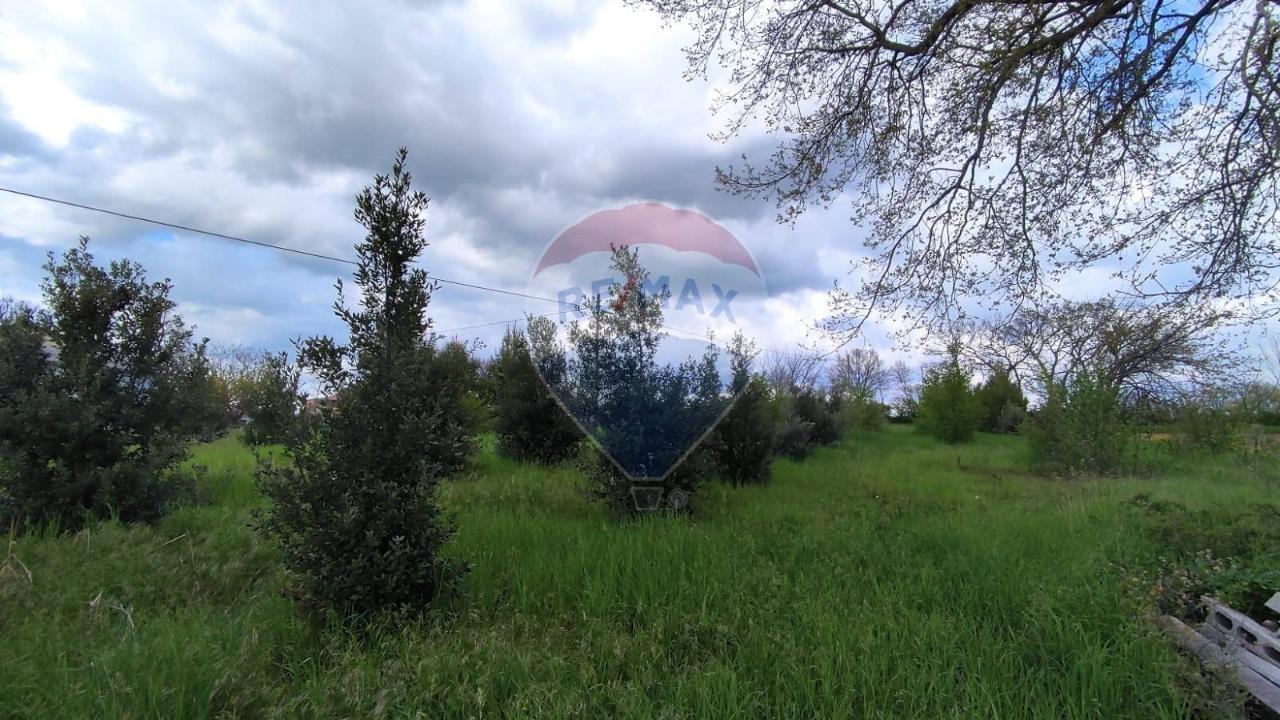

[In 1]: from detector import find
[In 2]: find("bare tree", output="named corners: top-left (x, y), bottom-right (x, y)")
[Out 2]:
top-left (889, 359), bottom-right (920, 417)
top-left (636, 0), bottom-right (1280, 333)
top-left (969, 298), bottom-right (1239, 401)
top-left (0, 296), bottom-right (41, 324)
top-left (890, 360), bottom-right (914, 394)
top-left (831, 346), bottom-right (889, 400)
top-left (206, 342), bottom-right (264, 383)
top-left (762, 348), bottom-right (826, 394)
top-left (1267, 335), bottom-right (1280, 385)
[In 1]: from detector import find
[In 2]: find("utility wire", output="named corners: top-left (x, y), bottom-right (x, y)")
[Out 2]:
top-left (0, 186), bottom-right (578, 308)
top-left (1, 185), bottom-right (839, 360)
top-left (1, 187), bottom-right (358, 266)
top-left (438, 311), bottom-right (563, 334)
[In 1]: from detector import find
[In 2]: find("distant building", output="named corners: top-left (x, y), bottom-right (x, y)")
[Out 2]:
top-left (303, 395), bottom-right (339, 415)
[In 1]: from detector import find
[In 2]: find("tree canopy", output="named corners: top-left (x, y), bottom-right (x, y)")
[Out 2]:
top-left (636, 0), bottom-right (1280, 331)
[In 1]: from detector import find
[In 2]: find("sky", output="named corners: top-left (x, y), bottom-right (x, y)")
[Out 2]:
top-left (0, 0), bottom-right (1274, 376)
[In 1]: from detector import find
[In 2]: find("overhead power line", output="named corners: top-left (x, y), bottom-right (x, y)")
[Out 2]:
top-left (0, 185), bottom-right (574, 307)
top-left (1, 185), bottom-right (840, 359)
top-left (1, 187), bottom-right (357, 266)
top-left (438, 311), bottom-right (563, 334)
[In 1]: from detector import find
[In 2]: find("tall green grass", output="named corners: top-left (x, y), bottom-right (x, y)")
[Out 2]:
top-left (1, 428), bottom-right (1274, 718)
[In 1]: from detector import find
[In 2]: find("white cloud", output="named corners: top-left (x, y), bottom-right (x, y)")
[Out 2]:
top-left (0, 25), bottom-right (134, 146)
top-left (1, 0), bottom-right (1269, 368)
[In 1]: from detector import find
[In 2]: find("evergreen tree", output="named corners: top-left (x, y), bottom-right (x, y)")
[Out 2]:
top-left (973, 367), bottom-right (1028, 433)
top-left (491, 324), bottom-right (581, 463)
top-left (541, 246), bottom-right (727, 516)
top-left (430, 339), bottom-right (486, 470)
top-left (256, 149), bottom-right (470, 616)
top-left (916, 345), bottom-right (981, 444)
top-left (708, 334), bottom-right (776, 485)
top-left (0, 241), bottom-right (210, 528)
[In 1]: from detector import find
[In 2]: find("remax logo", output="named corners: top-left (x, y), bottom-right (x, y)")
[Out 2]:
top-left (527, 203), bottom-right (766, 342)
top-left (523, 203), bottom-right (769, 508)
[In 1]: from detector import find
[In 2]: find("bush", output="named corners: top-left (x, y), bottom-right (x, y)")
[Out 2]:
top-left (707, 336), bottom-right (777, 485)
top-left (994, 401), bottom-right (1027, 434)
top-left (794, 390), bottom-right (844, 445)
top-left (256, 150), bottom-right (469, 617)
top-left (239, 351), bottom-right (301, 446)
top-left (545, 247), bottom-right (729, 516)
top-left (767, 385), bottom-right (845, 461)
top-left (1025, 370), bottom-right (1131, 475)
top-left (1175, 390), bottom-right (1242, 454)
top-left (0, 243), bottom-right (211, 529)
top-left (841, 395), bottom-right (887, 432)
top-left (915, 346), bottom-right (980, 443)
top-left (773, 418), bottom-right (816, 460)
top-left (490, 325), bottom-right (581, 463)
top-left (1127, 495), bottom-right (1280, 620)
top-left (1147, 550), bottom-right (1280, 622)
top-left (579, 441), bottom-right (714, 518)
top-left (428, 339), bottom-right (485, 472)
top-left (974, 368), bottom-right (1027, 433)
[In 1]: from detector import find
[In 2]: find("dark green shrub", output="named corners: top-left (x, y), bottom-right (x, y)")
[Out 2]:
top-left (547, 247), bottom-right (729, 516)
top-left (774, 416), bottom-right (816, 460)
top-left (429, 339), bottom-right (485, 472)
top-left (794, 390), bottom-right (843, 445)
top-left (0, 243), bottom-right (210, 530)
top-left (491, 325), bottom-right (581, 463)
top-left (915, 347), bottom-right (980, 443)
top-left (256, 150), bottom-right (469, 617)
top-left (1025, 370), bottom-right (1131, 475)
top-left (974, 368), bottom-right (1027, 433)
top-left (578, 439), bottom-right (716, 518)
top-left (994, 400), bottom-right (1027, 434)
top-left (707, 336), bottom-right (777, 485)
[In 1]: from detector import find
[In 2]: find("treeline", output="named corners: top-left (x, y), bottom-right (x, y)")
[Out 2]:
top-left (885, 318), bottom-right (1280, 475)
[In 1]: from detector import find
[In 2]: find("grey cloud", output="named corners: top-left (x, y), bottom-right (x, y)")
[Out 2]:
top-left (586, 139), bottom-right (778, 222)
top-left (0, 0), bottom-right (844, 354)
top-left (0, 115), bottom-right (50, 161)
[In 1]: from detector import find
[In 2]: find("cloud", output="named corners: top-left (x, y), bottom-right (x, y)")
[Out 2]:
top-left (0, 105), bottom-right (51, 161)
top-left (7, 0), bottom-right (1181, 366)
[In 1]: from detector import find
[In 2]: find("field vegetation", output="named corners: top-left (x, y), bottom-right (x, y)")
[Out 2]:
top-left (3, 151), bottom-right (1279, 719)
top-left (2, 427), bottom-right (1277, 718)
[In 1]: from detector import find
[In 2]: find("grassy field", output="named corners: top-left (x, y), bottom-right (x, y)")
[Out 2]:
top-left (1, 427), bottom-right (1277, 718)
